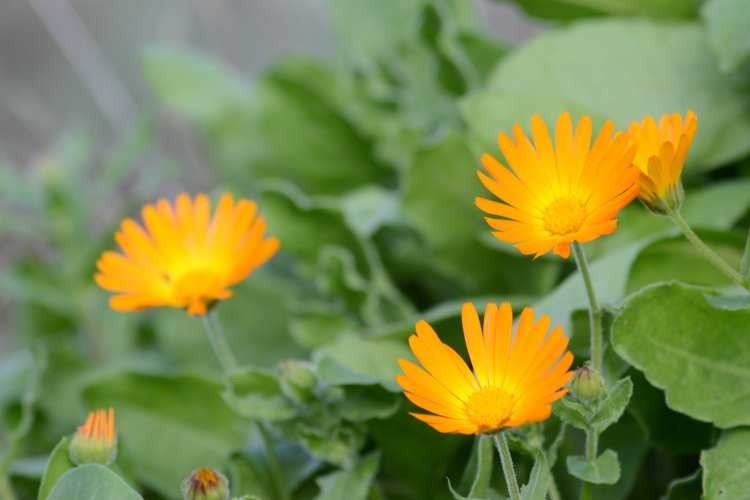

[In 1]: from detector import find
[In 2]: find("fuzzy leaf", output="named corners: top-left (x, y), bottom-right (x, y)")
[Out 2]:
top-left (566, 450), bottom-right (621, 485)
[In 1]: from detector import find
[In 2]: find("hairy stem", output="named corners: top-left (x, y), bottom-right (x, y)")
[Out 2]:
top-left (572, 242), bottom-right (603, 372)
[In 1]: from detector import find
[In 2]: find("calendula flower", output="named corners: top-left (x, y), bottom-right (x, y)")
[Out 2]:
top-left (628, 110), bottom-right (697, 213)
top-left (396, 303), bottom-right (573, 435)
top-left (96, 193), bottom-right (279, 315)
top-left (69, 408), bottom-right (117, 465)
top-left (476, 112), bottom-right (639, 258)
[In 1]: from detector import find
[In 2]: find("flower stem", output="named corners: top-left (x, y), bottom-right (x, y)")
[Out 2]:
top-left (494, 433), bottom-right (521, 500)
top-left (668, 208), bottom-right (748, 290)
top-left (201, 310), bottom-right (238, 373)
top-left (572, 242), bottom-right (603, 372)
top-left (468, 435), bottom-right (492, 497)
top-left (579, 429), bottom-right (599, 500)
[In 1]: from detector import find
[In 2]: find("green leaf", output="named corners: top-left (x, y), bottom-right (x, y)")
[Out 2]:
top-left (590, 377), bottom-right (632, 433)
top-left (142, 47), bottom-right (249, 122)
top-left (447, 477), bottom-right (482, 500)
top-left (741, 226), bottom-right (750, 281)
top-left (520, 452), bottom-right (550, 500)
top-left (253, 64), bottom-right (391, 195)
top-left (315, 335), bottom-right (413, 391)
top-left (705, 293), bottom-right (750, 310)
top-left (83, 371), bottom-right (244, 498)
top-left (38, 437), bottom-right (76, 500)
top-left (701, 428), bottom-right (750, 498)
top-left (504, 0), bottom-right (696, 20)
top-left (663, 470), bottom-right (701, 500)
top-left (461, 19), bottom-right (750, 171)
top-left (457, 435), bottom-right (493, 498)
top-left (590, 414), bottom-right (649, 500)
top-left (337, 386), bottom-right (401, 422)
top-left (566, 450), bottom-right (620, 485)
top-left (702, 0), bottom-right (750, 72)
top-left (613, 283), bottom-right (750, 428)
top-left (47, 464), bottom-right (142, 500)
top-left (314, 452), bottom-right (380, 500)
top-left (552, 396), bottom-right (591, 431)
top-left (224, 367), bottom-right (297, 421)
top-left (626, 370), bottom-right (713, 454)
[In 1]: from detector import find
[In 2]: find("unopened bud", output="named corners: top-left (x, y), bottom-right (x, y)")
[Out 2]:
top-left (69, 408), bottom-right (117, 465)
top-left (570, 363), bottom-right (606, 402)
top-left (280, 360), bottom-right (318, 403)
top-left (182, 467), bottom-right (229, 500)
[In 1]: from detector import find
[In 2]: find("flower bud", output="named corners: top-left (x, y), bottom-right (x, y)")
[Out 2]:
top-left (182, 467), bottom-right (229, 500)
top-left (570, 363), bottom-right (606, 402)
top-left (280, 360), bottom-right (318, 403)
top-left (69, 408), bottom-right (117, 466)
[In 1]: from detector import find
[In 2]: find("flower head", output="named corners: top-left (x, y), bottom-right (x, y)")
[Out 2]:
top-left (69, 408), bottom-right (117, 465)
top-left (96, 193), bottom-right (279, 315)
top-left (476, 112), bottom-right (639, 258)
top-left (182, 467), bottom-right (229, 500)
top-left (570, 362), bottom-right (606, 402)
top-left (396, 303), bottom-right (574, 435)
top-left (628, 110), bottom-right (697, 213)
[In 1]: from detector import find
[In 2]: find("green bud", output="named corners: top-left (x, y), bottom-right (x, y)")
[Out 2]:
top-left (69, 408), bottom-right (118, 466)
top-left (279, 360), bottom-right (318, 403)
top-left (181, 467), bottom-right (229, 500)
top-left (570, 363), bottom-right (606, 402)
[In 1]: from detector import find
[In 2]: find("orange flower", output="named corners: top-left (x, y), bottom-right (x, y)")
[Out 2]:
top-left (96, 193), bottom-right (279, 315)
top-left (629, 110), bottom-right (697, 213)
top-left (476, 112), bottom-right (639, 258)
top-left (70, 408), bottom-right (117, 465)
top-left (397, 303), bottom-right (573, 435)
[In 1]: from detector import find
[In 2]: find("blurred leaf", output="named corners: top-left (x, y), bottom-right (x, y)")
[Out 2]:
top-left (520, 451), bottom-right (550, 500)
top-left (705, 293), bottom-right (750, 310)
top-left (315, 335), bottom-right (412, 391)
top-left (253, 65), bottom-right (392, 196)
top-left (289, 306), bottom-right (356, 349)
top-left (626, 370), bottom-right (713, 454)
top-left (337, 386), bottom-right (401, 422)
top-left (462, 19), bottom-right (750, 171)
top-left (143, 47), bottom-right (250, 122)
top-left (47, 464), bottom-right (141, 500)
top-left (314, 452), bottom-right (380, 500)
top-left (663, 470), bottom-right (701, 500)
top-left (626, 230), bottom-right (745, 293)
top-left (701, 428), bottom-right (750, 498)
top-left (340, 186), bottom-right (400, 239)
top-left (38, 437), bottom-right (75, 500)
top-left (702, 0), bottom-right (750, 72)
top-left (83, 371), bottom-right (244, 498)
top-left (224, 367), bottom-right (297, 422)
top-left (402, 130), bottom-right (560, 295)
top-left (612, 283), bottom-right (750, 428)
top-left (566, 449), bottom-right (620, 484)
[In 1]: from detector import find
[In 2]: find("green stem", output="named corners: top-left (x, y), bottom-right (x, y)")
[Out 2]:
top-left (668, 208), bottom-right (748, 290)
top-left (201, 313), bottom-right (288, 500)
top-left (201, 310), bottom-right (238, 373)
top-left (257, 423), bottom-right (290, 500)
top-left (572, 242), bottom-right (603, 372)
top-left (0, 346), bottom-right (47, 500)
top-left (548, 475), bottom-right (562, 500)
top-left (579, 429), bottom-right (599, 500)
top-left (493, 433), bottom-right (521, 500)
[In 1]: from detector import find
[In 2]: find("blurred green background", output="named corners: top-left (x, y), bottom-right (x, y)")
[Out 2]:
top-left (1, 0), bottom-right (750, 498)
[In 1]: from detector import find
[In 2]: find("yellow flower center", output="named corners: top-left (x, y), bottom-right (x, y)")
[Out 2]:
top-left (543, 197), bottom-right (587, 236)
top-left (464, 387), bottom-right (514, 433)
top-left (170, 268), bottom-right (226, 314)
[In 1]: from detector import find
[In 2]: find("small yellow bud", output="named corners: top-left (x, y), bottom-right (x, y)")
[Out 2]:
top-left (69, 408), bottom-right (117, 466)
top-left (570, 363), bottom-right (606, 402)
top-left (182, 467), bottom-right (229, 500)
